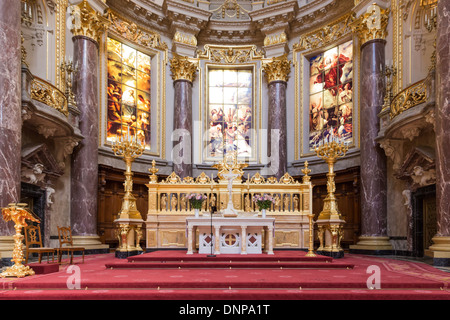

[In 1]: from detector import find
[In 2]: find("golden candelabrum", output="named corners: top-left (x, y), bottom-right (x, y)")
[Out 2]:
top-left (1, 203), bottom-right (40, 278)
top-left (314, 137), bottom-right (349, 220)
top-left (60, 60), bottom-right (78, 107)
top-left (302, 161), bottom-right (316, 257)
top-left (112, 132), bottom-right (145, 220)
top-left (314, 137), bottom-right (348, 257)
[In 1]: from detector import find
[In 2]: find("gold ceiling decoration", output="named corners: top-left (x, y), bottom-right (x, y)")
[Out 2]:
top-left (169, 54), bottom-right (198, 82)
top-left (69, 0), bottom-right (110, 42)
top-left (210, 0), bottom-right (250, 20)
top-left (293, 12), bottom-right (355, 51)
top-left (350, 3), bottom-right (390, 45)
top-left (262, 55), bottom-right (292, 83)
top-left (197, 44), bottom-right (263, 64)
top-left (107, 11), bottom-right (168, 51)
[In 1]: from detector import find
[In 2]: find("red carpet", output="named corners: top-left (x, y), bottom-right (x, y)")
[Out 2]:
top-left (0, 251), bottom-right (448, 300)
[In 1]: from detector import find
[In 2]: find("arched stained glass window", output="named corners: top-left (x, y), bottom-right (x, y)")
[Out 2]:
top-left (106, 37), bottom-right (151, 149)
top-left (207, 68), bottom-right (253, 159)
top-left (308, 40), bottom-right (353, 149)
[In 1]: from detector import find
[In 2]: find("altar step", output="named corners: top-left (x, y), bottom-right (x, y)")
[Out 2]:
top-left (104, 250), bottom-right (354, 270)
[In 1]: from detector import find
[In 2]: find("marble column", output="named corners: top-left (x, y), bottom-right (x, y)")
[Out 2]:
top-left (426, 0), bottom-right (450, 266)
top-left (169, 55), bottom-right (197, 178)
top-left (262, 56), bottom-right (291, 179)
top-left (349, 3), bottom-right (392, 254)
top-left (267, 81), bottom-right (287, 179)
top-left (69, 1), bottom-right (109, 251)
top-left (173, 79), bottom-right (193, 178)
top-left (71, 35), bottom-right (100, 237)
top-left (0, 0), bottom-right (21, 264)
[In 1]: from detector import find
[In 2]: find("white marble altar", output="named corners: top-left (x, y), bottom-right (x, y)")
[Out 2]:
top-left (186, 215), bottom-right (275, 255)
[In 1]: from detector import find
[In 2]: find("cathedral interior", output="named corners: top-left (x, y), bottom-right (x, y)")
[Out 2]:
top-left (0, 0), bottom-right (449, 276)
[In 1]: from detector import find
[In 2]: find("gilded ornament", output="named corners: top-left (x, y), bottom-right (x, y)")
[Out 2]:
top-left (263, 32), bottom-right (287, 47)
top-left (301, 161), bottom-right (311, 183)
top-left (262, 55), bottom-right (292, 83)
top-left (1, 203), bottom-right (40, 278)
top-left (69, 0), bottom-right (109, 42)
top-left (169, 54), bottom-right (198, 83)
top-left (173, 31), bottom-right (197, 47)
top-left (293, 13), bottom-right (355, 51)
top-left (111, 132), bottom-right (145, 220)
top-left (197, 44), bottom-right (263, 64)
top-left (107, 11), bottom-right (167, 50)
top-left (148, 160), bottom-right (159, 183)
top-left (350, 3), bottom-right (390, 45)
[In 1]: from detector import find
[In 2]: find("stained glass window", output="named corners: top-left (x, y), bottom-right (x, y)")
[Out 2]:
top-left (106, 37), bottom-right (151, 149)
top-left (207, 69), bottom-right (253, 159)
top-left (308, 40), bottom-right (353, 150)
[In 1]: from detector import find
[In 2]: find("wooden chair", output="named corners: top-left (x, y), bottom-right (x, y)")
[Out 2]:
top-left (24, 225), bottom-right (56, 264)
top-left (57, 226), bottom-right (85, 264)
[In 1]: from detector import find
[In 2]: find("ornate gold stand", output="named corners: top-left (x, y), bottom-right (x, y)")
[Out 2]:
top-left (314, 139), bottom-right (348, 258)
top-left (0, 203), bottom-right (40, 278)
top-left (112, 134), bottom-right (145, 258)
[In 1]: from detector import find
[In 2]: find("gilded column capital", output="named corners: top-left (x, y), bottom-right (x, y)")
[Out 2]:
top-left (69, 0), bottom-right (110, 43)
top-left (262, 55), bottom-right (292, 83)
top-left (351, 3), bottom-right (390, 45)
top-left (169, 54), bottom-right (198, 83)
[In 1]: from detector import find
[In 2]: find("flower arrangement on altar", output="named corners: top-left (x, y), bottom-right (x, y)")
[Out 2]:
top-left (253, 194), bottom-right (275, 210)
top-left (186, 193), bottom-right (207, 209)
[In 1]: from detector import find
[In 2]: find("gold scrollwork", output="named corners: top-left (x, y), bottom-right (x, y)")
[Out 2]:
top-left (262, 55), bottom-right (292, 83)
top-left (197, 44), bottom-right (263, 64)
top-left (389, 78), bottom-right (427, 119)
top-left (169, 54), bottom-right (198, 82)
top-left (107, 11), bottom-right (168, 51)
top-left (31, 76), bottom-right (69, 116)
top-left (293, 13), bottom-right (355, 51)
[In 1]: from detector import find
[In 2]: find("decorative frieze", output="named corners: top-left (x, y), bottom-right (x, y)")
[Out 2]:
top-left (196, 44), bottom-right (263, 63)
top-left (107, 10), bottom-right (168, 50)
top-left (293, 12), bottom-right (355, 51)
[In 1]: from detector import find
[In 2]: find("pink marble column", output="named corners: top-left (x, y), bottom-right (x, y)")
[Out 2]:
top-left (434, 0), bottom-right (450, 238)
top-left (70, 36), bottom-right (99, 236)
top-left (268, 81), bottom-right (287, 179)
top-left (351, 39), bottom-right (390, 254)
top-left (173, 79), bottom-right (192, 178)
top-left (0, 0), bottom-right (21, 235)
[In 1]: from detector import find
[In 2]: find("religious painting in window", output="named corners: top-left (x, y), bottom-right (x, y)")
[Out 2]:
top-left (106, 37), bottom-right (151, 149)
top-left (207, 69), bottom-right (253, 159)
top-left (308, 40), bottom-right (353, 150)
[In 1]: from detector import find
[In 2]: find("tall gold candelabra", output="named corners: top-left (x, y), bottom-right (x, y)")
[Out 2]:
top-left (1, 203), bottom-right (40, 278)
top-left (314, 138), bottom-right (349, 220)
top-left (112, 133), bottom-right (145, 220)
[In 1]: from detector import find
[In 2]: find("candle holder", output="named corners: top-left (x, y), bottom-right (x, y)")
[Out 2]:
top-left (112, 132), bottom-right (145, 220)
top-left (60, 60), bottom-right (78, 107)
top-left (314, 137), bottom-right (348, 258)
top-left (0, 203), bottom-right (40, 278)
top-left (314, 138), bottom-right (349, 220)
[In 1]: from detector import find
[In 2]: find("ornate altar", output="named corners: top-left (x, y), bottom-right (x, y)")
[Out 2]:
top-left (145, 156), bottom-right (314, 250)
